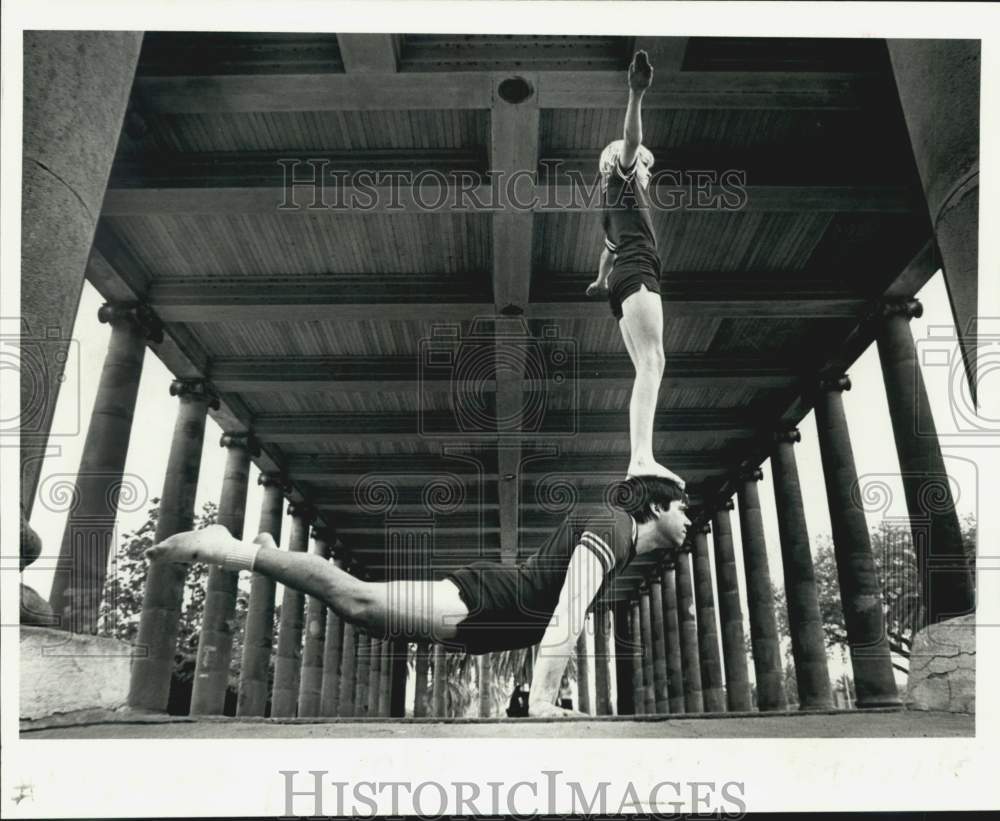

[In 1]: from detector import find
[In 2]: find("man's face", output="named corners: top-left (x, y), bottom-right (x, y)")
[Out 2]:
top-left (656, 499), bottom-right (691, 549)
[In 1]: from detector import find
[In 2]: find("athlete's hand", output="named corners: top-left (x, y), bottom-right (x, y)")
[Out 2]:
top-left (586, 277), bottom-right (608, 297)
top-left (528, 701), bottom-right (579, 718)
top-left (628, 50), bottom-right (653, 92)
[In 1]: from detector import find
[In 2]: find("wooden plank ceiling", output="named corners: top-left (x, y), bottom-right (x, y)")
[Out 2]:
top-left (89, 33), bottom-right (935, 596)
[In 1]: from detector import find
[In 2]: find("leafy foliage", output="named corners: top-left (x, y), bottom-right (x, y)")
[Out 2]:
top-left (771, 516), bottom-right (976, 675)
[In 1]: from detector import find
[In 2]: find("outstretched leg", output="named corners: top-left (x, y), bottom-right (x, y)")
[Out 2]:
top-left (145, 525), bottom-right (468, 642)
top-left (618, 285), bottom-right (684, 486)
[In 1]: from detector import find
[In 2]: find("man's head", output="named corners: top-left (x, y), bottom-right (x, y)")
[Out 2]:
top-left (599, 139), bottom-right (655, 190)
top-left (613, 475), bottom-right (691, 551)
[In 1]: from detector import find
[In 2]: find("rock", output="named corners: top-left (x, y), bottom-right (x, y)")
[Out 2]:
top-left (20, 504), bottom-right (43, 570)
top-left (20, 626), bottom-right (135, 720)
top-left (20, 583), bottom-right (56, 626)
top-left (905, 613), bottom-right (975, 713)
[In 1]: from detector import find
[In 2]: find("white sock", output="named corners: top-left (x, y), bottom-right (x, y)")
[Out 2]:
top-left (221, 544), bottom-right (260, 573)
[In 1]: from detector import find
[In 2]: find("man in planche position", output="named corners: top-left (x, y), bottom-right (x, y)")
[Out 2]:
top-left (146, 475), bottom-right (690, 717)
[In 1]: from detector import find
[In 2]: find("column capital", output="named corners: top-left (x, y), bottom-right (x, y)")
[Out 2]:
top-left (698, 522), bottom-right (712, 535)
top-left (879, 297), bottom-right (924, 321)
top-left (287, 501), bottom-right (318, 523)
top-left (97, 301), bottom-right (164, 343)
top-left (257, 472), bottom-right (291, 492)
top-left (638, 583), bottom-right (650, 595)
top-left (718, 498), bottom-right (735, 512)
top-left (774, 427), bottom-right (801, 445)
top-left (310, 525), bottom-right (334, 543)
top-left (220, 431), bottom-right (261, 456)
top-left (169, 378), bottom-right (220, 410)
top-left (739, 465), bottom-right (764, 483)
top-left (818, 373), bottom-right (852, 393)
top-left (658, 554), bottom-right (678, 571)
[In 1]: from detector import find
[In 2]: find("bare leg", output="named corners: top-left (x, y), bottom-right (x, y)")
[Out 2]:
top-left (146, 526), bottom-right (468, 641)
top-left (618, 285), bottom-right (684, 486)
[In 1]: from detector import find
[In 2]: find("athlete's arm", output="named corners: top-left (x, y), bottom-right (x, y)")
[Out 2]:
top-left (586, 245), bottom-right (616, 296)
top-left (528, 543), bottom-right (609, 716)
top-left (620, 50), bottom-right (653, 172)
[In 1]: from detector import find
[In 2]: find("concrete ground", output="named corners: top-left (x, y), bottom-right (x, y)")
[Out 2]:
top-left (20, 707), bottom-right (973, 739)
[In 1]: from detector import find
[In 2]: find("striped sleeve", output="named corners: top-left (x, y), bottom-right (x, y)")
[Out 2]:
top-left (579, 530), bottom-right (616, 576)
top-left (616, 154), bottom-right (638, 181)
top-left (604, 236), bottom-right (618, 254)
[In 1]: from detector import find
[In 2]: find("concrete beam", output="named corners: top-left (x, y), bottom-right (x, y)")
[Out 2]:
top-left (336, 34), bottom-right (399, 74)
top-left (253, 409), bottom-right (757, 443)
top-left (209, 353), bottom-right (800, 392)
top-left (101, 181), bottom-right (914, 216)
top-left (148, 276), bottom-right (867, 322)
top-left (132, 70), bottom-right (872, 114)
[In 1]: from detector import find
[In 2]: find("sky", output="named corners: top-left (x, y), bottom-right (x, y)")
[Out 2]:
top-left (23, 269), bottom-right (980, 688)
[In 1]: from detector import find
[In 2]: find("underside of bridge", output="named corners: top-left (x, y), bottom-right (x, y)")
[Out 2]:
top-left (88, 33), bottom-right (934, 598)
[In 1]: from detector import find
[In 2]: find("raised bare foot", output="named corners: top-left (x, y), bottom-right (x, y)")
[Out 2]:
top-left (144, 524), bottom-right (238, 565)
top-left (626, 459), bottom-right (686, 489)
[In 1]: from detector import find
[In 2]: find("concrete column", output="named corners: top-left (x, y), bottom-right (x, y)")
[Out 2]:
top-left (660, 563), bottom-right (686, 713)
top-left (128, 379), bottom-right (217, 711)
top-left (380, 639), bottom-right (394, 717)
top-left (318, 583), bottom-right (344, 716)
top-left (478, 653), bottom-right (492, 717)
top-left (692, 524), bottom-right (726, 712)
top-left (431, 644), bottom-right (448, 716)
top-left (190, 433), bottom-right (256, 715)
top-left (368, 638), bottom-right (383, 717)
top-left (888, 41), bottom-right (980, 401)
top-left (675, 551), bottom-right (704, 713)
top-left (638, 588), bottom-right (656, 714)
top-left (413, 642), bottom-right (431, 717)
top-left (629, 600), bottom-right (645, 715)
top-left (593, 605), bottom-right (614, 715)
top-left (613, 600), bottom-right (635, 716)
top-left (317, 554), bottom-right (346, 716)
top-left (354, 634), bottom-right (371, 717)
top-left (389, 639), bottom-right (408, 718)
top-left (337, 622), bottom-right (357, 717)
top-left (648, 578), bottom-right (670, 713)
top-left (48, 304), bottom-right (161, 633)
top-left (21, 32), bottom-right (143, 514)
top-left (575, 628), bottom-right (591, 714)
top-left (772, 428), bottom-right (833, 710)
top-left (876, 299), bottom-right (975, 626)
top-left (271, 503), bottom-right (315, 717)
top-left (815, 375), bottom-right (902, 707)
top-left (298, 530), bottom-right (332, 718)
top-left (378, 639), bottom-right (399, 716)
top-left (237, 473), bottom-right (286, 716)
top-left (737, 468), bottom-right (787, 711)
top-left (712, 502), bottom-right (753, 712)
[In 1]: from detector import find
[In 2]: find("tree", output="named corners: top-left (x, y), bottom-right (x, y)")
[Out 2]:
top-left (771, 515), bottom-right (976, 675)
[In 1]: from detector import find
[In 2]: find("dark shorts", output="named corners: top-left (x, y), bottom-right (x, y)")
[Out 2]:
top-left (608, 265), bottom-right (661, 320)
top-left (444, 562), bottom-right (552, 654)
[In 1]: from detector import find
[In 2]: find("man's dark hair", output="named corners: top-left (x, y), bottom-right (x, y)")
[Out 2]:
top-left (610, 475), bottom-right (688, 523)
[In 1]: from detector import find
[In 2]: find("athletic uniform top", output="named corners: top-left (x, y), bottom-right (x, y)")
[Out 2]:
top-left (602, 154), bottom-right (660, 276)
top-left (518, 504), bottom-right (638, 616)
top-left (445, 504), bottom-right (639, 653)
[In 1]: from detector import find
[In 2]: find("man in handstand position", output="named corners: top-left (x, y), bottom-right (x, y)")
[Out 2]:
top-left (587, 50), bottom-right (683, 487)
top-left (146, 476), bottom-right (690, 717)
